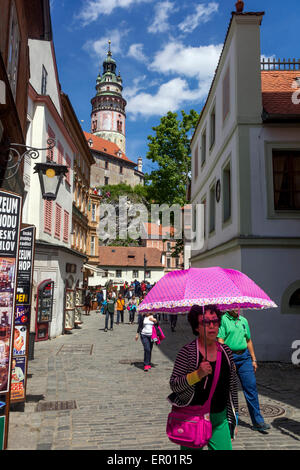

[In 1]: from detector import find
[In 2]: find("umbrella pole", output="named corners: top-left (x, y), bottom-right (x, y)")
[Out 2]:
top-left (202, 305), bottom-right (207, 360)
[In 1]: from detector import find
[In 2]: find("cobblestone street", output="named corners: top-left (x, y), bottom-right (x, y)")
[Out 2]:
top-left (7, 311), bottom-right (300, 451)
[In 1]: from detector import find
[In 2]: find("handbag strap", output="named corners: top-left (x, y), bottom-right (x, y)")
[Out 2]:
top-left (201, 342), bottom-right (222, 414)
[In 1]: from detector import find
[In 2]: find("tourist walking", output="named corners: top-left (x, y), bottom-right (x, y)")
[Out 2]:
top-left (217, 309), bottom-right (270, 432)
top-left (128, 296), bottom-right (137, 324)
top-left (168, 305), bottom-right (238, 450)
top-left (116, 293), bottom-right (125, 324)
top-left (135, 312), bottom-right (157, 371)
top-left (169, 314), bottom-right (177, 332)
top-left (84, 289), bottom-right (92, 315)
top-left (96, 289), bottom-right (104, 312)
top-left (104, 292), bottom-right (116, 332)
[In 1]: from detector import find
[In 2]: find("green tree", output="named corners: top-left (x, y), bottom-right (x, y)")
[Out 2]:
top-left (145, 109), bottom-right (199, 206)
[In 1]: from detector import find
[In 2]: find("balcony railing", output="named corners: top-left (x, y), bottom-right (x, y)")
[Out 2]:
top-left (261, 58), bottom-right (300, 71)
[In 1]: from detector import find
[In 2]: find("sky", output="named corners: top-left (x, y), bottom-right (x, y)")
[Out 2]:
top-left (50, 0), bottom-right (300, 174)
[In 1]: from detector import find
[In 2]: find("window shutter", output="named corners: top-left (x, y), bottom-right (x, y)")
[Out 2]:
top-left (57, 141), bottom-right (64, 165)
top-left (63, 210), bottom-right (69, 242)
top-left (55, 204), bottom-right (62, 238)
top-left (44, 200), bottom-right (52, 234)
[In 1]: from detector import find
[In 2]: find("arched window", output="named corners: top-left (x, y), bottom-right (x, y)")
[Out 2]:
top-left (281, 281), bottom-right (300, 314)
top-left (289, 289), bottom-right (300, 307)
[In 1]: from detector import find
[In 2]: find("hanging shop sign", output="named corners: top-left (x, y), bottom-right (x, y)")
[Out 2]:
top-left (11, 225), bottom-right (35, 404)
top-left (0, 190), bottom-right (22, 450)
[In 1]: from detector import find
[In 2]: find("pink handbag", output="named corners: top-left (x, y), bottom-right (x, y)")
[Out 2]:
top-left (166, 345), bottom-right (222, 448)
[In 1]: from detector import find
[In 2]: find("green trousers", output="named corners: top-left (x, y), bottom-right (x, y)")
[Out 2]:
top-left (181, 409), bottom-right (232, 451)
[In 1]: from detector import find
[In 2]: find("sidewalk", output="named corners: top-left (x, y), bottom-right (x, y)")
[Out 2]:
top-left (7, 311), bottom-right (300, 450)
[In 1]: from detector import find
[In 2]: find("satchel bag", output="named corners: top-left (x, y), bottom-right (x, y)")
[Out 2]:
top-left (166, 344), bottom-right (222, 448)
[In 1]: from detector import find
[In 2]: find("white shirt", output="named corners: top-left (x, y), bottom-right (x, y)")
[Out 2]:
top-left (141, 316), bottom-right (154, 336)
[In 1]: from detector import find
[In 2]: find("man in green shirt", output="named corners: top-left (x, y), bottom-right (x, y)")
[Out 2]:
top-left (218, 309), bottom-right (270, 433)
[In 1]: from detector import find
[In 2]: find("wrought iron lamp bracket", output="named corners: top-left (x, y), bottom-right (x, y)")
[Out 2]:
top-left (0, 138), bottom-right (55, 180)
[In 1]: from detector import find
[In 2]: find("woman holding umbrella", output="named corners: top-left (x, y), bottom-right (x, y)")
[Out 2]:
top-left (168, 305), bottom-right (238, 450)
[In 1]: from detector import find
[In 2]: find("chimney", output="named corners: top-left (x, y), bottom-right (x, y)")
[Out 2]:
top-left (235, 1), bottom-right (244, 13)
top-left (137, 157), bottom-right (143, 173)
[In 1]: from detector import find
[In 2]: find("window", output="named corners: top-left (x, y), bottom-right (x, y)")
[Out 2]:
top-left (91, 203), bottom-right (96, 222)
top-left (210, 107), bottom-right (216, 149)
top-left (273, 150), bottom-right (300, 210)
top-left (116, 269), bottom-right (122, 278)
top-left (145, 270), bottom-right (151, 279)
top-left (7, 1), bottom-right (20, 99)
top-left (63, 211), bottom-right (69, 242)
top-left (223, 67), bottom-right (230, 122)
top-left (176, 258), bottom-right (179, 268)
top-left (209, 184), bottom-right (215, 233)
top-left (194, 146), bottom-right (198, 179)
top-left (223, 162), bottom-right (231, 222)
top-left (167, 242), bottom-right (171, 251)
top-left (105, 161), bottom-right (109, 169)
top-left (41, 65), bottom-right (48, 95)
top-left (201, 198), bottom-right (207, 238)
top-left (167, 258), bottom-right (171, 268)
top-left (119, 165), bottom-right (123, 174)
top-left (104, 177), bottom-right (109, 185)
top-left (90, 236), bottom-right (95, 256)
top-left (44, 200), bottom-right (52, 234)
top-left (289, 289), bottom-right (300, 307)
top-left (201, 129), bottom-right (206, 166)
top-left (54, 204), bottom-right (62, 239)
top-left (133, 270), bottom-right (139, 278)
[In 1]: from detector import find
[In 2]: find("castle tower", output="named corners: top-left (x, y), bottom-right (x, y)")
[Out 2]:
top-left (90, 41), bottom-right (127, 154)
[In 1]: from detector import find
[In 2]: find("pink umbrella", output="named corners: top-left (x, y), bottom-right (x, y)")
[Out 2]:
top-left (139, 267), bottom-right (277, 314)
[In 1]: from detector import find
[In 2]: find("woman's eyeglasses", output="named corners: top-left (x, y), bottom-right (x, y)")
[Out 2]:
top-left (199, 319), bottom-right (220, 326)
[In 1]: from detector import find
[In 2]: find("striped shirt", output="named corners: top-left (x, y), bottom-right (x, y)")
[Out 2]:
top-left (168, 340), bottom-right (238, 433)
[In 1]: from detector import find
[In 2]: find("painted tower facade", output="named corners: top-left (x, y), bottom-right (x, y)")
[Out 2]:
top-left (90, 42), bottom-right (127, 153)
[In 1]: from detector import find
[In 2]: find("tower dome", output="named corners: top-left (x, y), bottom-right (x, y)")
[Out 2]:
top-left (90, 41), bottom-right (127, 153)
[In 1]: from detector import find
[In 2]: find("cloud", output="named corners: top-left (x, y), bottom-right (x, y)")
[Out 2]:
top-left (83, 29), bottom-right (130, 59)
top-left (126, 77), bottom-right (209, 118)
top-left (150, 41), bottom-right (223, 81)
top-left (148, 1), bottom-right (174, 34)
top-left (128, 44), bottom-right (148, 63)
top-left (126, 40), bottom-right (222, 119)
top-left (179, 2), bottom-right (219, 33)
top-left (76, 0), bottom-right (151, 26)
top-left (124, 75), bottom-right (148, 99)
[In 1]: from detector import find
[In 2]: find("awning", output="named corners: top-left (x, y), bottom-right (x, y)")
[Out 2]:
top-left (83, 264), bottom-right (106, 274)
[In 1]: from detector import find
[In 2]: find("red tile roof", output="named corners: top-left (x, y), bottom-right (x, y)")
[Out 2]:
top-left (83, 132), bottom-right (136, 165)
top-left (261, 71), bottom-right (300, 118)
top-left (99, 246), bottom-right (163, 268)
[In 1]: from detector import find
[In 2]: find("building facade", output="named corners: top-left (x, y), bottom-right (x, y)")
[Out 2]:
top-left (0, 0), bottom-right (48, 196)
top-left (88, 246), bottom-right (164, 286)
top-left (142, 222), bottom-right (184, 273)
top-left (61, 92), bottom-right (95, 261)
top-left (190, 6), bottom-right (300, 361)
top-left (23, 35), bottom-right (87, 339)
top-left (85, 131), bottom-right (144, 188)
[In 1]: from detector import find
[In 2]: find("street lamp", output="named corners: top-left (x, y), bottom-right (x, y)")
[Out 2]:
top-left (33, 161), bottom-right (68, 201)
top-left (0, 138), bottom-right (67, 201)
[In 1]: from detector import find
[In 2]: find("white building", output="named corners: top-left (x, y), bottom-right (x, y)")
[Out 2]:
top-left (190, 7), bottom-right (300, 361)
top-left (23, 38), bottom-right (86, 339)
top-left (88, 246), bottom-right (164, 286)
